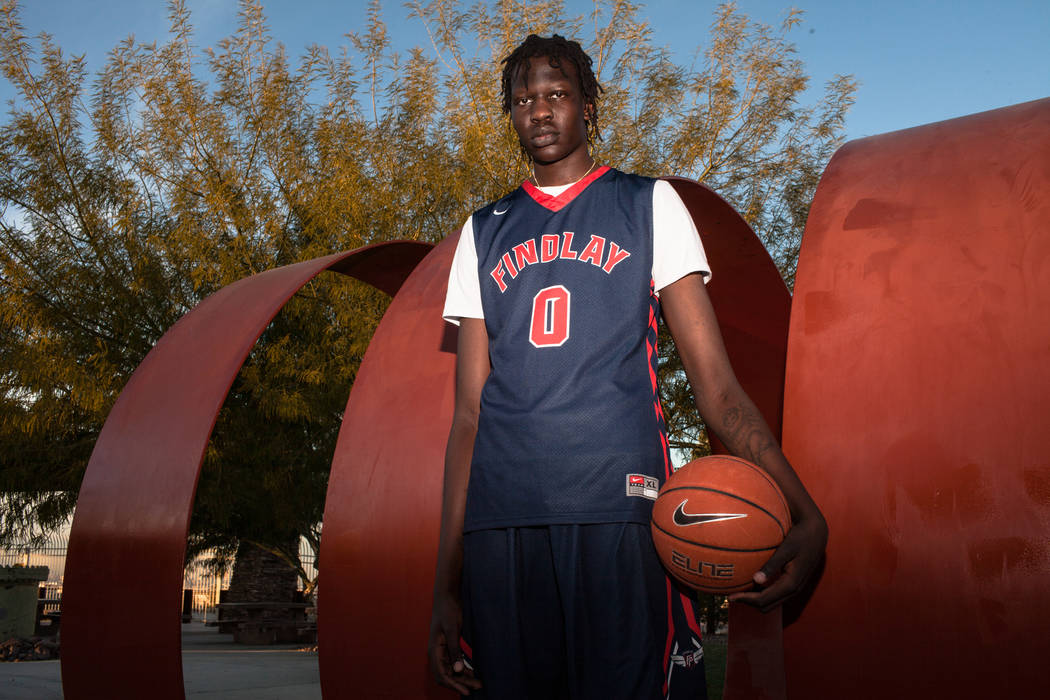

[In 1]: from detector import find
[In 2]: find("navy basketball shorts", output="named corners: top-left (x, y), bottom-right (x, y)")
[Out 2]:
top-left (460, 523), bottom-right (707, 700)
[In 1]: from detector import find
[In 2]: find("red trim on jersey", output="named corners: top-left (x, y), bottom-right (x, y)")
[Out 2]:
top-left (663, 577), bottom-right (674, 696)
top-left (646, 304), bottom-right (659, 389)
top-left (521, 165), bottom-right (611, 211)
top-left (647, 282), bottom-right (674, 481)
top-left (680, 592), bottom-right (704, 639)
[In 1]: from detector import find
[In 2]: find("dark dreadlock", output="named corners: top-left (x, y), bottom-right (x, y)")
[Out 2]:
top-left (500, 34), bottom-right (604, 147)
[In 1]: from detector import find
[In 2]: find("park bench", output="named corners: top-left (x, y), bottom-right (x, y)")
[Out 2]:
top-left (215, 601), bottom-right (313, 644)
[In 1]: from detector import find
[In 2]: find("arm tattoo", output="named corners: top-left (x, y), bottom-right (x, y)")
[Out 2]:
top-left (718, 403), bottom-right (778, 464)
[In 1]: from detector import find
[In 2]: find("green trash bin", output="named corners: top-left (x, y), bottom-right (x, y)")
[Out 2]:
top-left (0, 566), bottom-right (49, 640)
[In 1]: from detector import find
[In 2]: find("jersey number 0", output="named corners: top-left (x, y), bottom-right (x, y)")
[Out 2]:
top-left (529, 285), bottom-right (570, 348)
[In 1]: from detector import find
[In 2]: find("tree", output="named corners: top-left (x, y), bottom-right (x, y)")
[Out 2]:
top-left (0, 0), bottom-right (854, 592)
top-left (0, 0), bottom-right (400, 586)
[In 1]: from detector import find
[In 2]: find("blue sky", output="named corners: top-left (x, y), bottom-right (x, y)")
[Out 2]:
top-left (3, 0), bottom-right (1048, 142)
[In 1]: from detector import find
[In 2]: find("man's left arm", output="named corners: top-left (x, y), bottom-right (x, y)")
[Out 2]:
top-left (659, 271), bottom-right (828, 612)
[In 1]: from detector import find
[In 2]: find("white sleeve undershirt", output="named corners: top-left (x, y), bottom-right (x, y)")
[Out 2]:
top-left (651, 179), bottom-right (711, 292)
top-left (442, 215), bottom-right (485, 324)
top-left (442, 179), bottom-right (711, 325)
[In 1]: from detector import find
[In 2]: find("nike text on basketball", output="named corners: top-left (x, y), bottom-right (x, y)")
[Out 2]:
top-left (626, 473), bottom-right (659, 500)
top-left (670, 549), bottom-right (734, 579)
top-left (489, 232), bottom-right (632, 292)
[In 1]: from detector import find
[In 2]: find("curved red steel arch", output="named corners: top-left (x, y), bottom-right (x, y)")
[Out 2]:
top-left (60, 242), bottom-right (433, 699)
top-left (61, 178), bottom-right (791, 698)
top-left (781, 98), bottom-right (1050, 697)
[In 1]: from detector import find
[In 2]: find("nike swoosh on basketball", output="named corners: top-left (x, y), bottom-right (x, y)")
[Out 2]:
top-left (672, 500), bottom-right (747, 527)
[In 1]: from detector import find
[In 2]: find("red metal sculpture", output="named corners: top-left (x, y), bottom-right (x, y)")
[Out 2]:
top-left (60, 242), bottom-right (432, 699)
top-left (780, 98), bottom-right (1050, 697)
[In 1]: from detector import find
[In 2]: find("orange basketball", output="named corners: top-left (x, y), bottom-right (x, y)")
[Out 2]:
top-left (650, 455), bottom-right (790, 593)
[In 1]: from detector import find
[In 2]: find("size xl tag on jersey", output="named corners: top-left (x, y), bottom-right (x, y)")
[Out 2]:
top-left (626, 474), bottom-right (660, 500)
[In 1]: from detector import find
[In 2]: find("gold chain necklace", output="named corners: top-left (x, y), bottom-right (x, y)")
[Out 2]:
top-left (531, 159), bottom-right (599, 188)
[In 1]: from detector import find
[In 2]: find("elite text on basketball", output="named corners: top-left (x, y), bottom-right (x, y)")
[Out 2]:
top-left (670, 549), bottom-right (734, 579)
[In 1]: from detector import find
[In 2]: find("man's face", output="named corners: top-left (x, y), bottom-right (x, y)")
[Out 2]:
top-left (510, 56), bottom-right (592, 167)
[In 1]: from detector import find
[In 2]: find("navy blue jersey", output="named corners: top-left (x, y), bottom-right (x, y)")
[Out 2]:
top-left (464, 167), bottom-right (672, 532)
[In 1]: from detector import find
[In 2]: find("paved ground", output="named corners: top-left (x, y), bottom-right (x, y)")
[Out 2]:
top-left (1, 622), bottom-right (321, 699)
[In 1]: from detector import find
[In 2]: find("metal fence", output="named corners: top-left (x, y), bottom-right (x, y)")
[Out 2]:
top-left (0, 528), bottom-right (67, 613)
top-left (2, 524), bottom-right (318, 620)
top-left (183, 553), bottom-right (232, 622)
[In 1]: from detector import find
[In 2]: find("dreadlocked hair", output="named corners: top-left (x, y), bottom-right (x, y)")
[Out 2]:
top-left (500, 34), bottom-right (604, 146)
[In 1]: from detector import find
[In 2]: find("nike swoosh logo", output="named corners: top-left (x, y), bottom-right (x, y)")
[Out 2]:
top-left (671, 500), bottom-right (747, 527)
top-left (493, 205), bottom-right (510, 215)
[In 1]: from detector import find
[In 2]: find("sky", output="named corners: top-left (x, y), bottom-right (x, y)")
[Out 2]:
top-left (2, 0), bottom-right (1048, 143)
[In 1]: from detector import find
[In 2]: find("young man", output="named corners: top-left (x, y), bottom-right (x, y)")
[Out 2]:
top-left (429, 34), bottom-right (827, 699)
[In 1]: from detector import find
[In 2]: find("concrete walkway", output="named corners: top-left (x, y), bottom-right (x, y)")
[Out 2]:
top-left (1, 622), bottom-right (321, 699)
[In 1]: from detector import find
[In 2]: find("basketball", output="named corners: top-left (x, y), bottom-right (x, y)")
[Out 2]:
top-left (650, 455), bottom-right (790, 593)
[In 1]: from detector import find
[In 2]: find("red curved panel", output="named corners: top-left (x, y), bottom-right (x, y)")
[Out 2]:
top-left (318, 233), bottom-right (459, 699)
top-left (781, 98), bottom-right (1050, 697)
top-left (664, 178), bottom-right (791, 445)
top-left (322, 178), bottom-right (792, 698)
top-left (60, 241), bottom-right (432, 700)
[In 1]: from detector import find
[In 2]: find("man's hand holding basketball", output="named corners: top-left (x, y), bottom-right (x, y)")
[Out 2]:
top-left (729, 505), bottom-right (827, 612)
top-left (662, 274), bottom-right (828, 612)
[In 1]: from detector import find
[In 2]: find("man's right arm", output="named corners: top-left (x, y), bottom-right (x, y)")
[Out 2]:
top-left (428, 317), bottom-right (488, 694)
